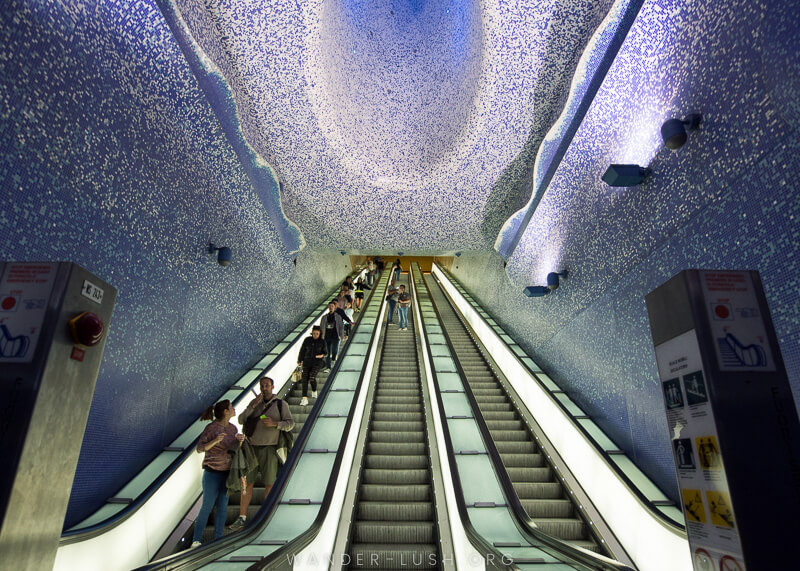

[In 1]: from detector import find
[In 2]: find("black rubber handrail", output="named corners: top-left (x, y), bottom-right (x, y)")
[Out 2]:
top-left (435, 265), bottom-right (685, 532)
top-left (409, 266), bottom-right (520, 571)
top-left (425, 270), bottom-right (633, 570)
top-left (241, 274), bottom-right (390, 571)
top-left (137, 274), bottom-right (382, 571)
top-left (60, 286), bottom-right (346, 543)
top-left (136, 275), bottom-right (383, 570)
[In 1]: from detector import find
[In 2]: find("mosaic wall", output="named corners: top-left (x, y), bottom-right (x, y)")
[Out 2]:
top-left (167, 0), bottom-right (614, 251)
top-left (0, 1), bottom-right (347, 526)
top-left (452, 0), bottom-right (800, 501)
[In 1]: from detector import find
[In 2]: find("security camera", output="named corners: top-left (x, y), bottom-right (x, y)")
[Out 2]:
top-left (208, 243), bottom-right (232, 266)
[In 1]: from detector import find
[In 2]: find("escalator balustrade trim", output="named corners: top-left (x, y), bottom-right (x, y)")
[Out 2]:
top-left (424, 273), bottom-right (607, 555)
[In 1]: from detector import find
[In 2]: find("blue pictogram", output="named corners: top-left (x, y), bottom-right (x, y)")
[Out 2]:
top-left (717, 332), bottom-right (767, 367)
top-left (0, 323), bottom-right (30, 358)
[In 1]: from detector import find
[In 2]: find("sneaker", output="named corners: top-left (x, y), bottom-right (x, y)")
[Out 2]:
top-left (323, 367), bottom-right (331, 373)
top-left (300, 396), bottom-right (309, 406)
top-left (228, 516), bottom-right (246, 531)
top-left (191, 541), bottom-right (202, 549)
top-left (311, 391), bottom-right (318, 399)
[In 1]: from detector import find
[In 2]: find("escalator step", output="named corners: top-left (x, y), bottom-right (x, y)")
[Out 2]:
top-left (353, 521), bottom-right (436, 544)
top-left (365, 455), bottom-right (429, 470)
top-left (347, 544), bottom-right (438, 569)
top-left (357, 502), bottom-right (434, 521)
top-left (520, 498), bottom-right (575, 519)
top-left (362, 469), bottom-right (429, 485)
top-left (367, 442), bottom-right (426, 455)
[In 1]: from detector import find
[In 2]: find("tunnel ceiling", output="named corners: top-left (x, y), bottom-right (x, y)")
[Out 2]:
top-left (172, 0), bottom-right (614, 252)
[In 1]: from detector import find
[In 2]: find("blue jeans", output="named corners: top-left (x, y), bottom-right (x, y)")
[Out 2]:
top-left (325, 334), bottom-right (340, 368)
top-left (398, 306), bottom-right (409, 329)
top-left (393, 269), bottom-right (401, 283)
top-left (386, 300), bottom-right (396, 323)
top-left (193, 469), bottom-right (229, 543)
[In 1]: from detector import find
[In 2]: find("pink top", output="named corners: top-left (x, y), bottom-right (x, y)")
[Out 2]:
top-left (196, 421), bottom-right (239, 471)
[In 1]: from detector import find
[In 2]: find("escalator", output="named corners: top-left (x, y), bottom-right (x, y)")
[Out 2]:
top-left (425, 273), bottom-right (604, 555)
top-left (342, 285), bottom-right (441, 569)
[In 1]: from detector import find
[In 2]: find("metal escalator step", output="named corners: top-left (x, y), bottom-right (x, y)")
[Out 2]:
top-left (534, 518), bottom-right (588, 540)
top-left (375, 389), bottom-right (420, 397)
top-left (485, 419), bottom-right (524, 431)
top-left (373, 396), bottom-right (421, 405)
top-left (347, 543), bottom-right (438, 569)
top-left (475, 395), bottom-right (508, 403)
top-left (372, 411), bottom-right (423, 422)
top-left (371, 421), bottom-right (425, 432)
top-left (482, 411), bottom-right (517, 421)
top-left (489, 429), bottom-right (529, 441)
top-left (359, 484), bottom-right (431, 502)
top-left (479, 403), bottom-right (514, 412)
top-left (495, 440), bottom-right (536, 453)
top-left (369, 431), bottom-right (425, 443)
top-left (520, 498), bottom-right (575, 519)
top-left (500, 452), bottom-right (545, 467)
top-left (470, 388), bottom-right (505, 397)
top-left (353, 521), bottom-right (436, 544)
top-left (507, 466), bottom-right (551, 482)
top-left (362, 469), bottom-right (429, 485)
top-left (374, 403), bottom-right (422, 413)
top-left (365, 455), bottom-right (429, 470)
top-left (357, 501), bottom-right (434, 521)
top-left (512, 482), bottom-right (564, 499)
top-left (367, 442), bottom-right (426, 455)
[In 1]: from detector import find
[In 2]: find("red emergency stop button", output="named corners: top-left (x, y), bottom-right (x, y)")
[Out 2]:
top-left (68, 311), bottom-right (105, 347)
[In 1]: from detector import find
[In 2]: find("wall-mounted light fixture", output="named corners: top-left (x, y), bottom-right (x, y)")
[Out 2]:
top-left (340, 251), bottom-right (347, 256)
top-left (397, 252), bottom-right (404, 256)
top-left (524, 271), bottom-right (567, 298)
top-left (455, 252), bottom-right (461, 257)
top-left (602, 164), bottom-right (651, 187)
top-left (208, 243), bottom-right (232, 266)
top-left (661, 113), bottom-right (702, 150)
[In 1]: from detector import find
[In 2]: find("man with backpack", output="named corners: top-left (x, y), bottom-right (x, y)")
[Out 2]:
top-left (230, 376), bottom-right (294, 530)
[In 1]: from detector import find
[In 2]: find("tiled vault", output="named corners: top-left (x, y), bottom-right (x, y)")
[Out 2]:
top-left (168, 0), bottom-right (614, 250)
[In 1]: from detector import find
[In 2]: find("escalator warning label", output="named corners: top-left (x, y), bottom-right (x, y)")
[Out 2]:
top-left (682, 488), bottom-right (706, 523)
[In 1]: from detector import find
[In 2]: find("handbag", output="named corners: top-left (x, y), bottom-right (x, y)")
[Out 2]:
top-left (292, 365), bottom-right (302, 383)
top-left (274, 399), bottom-right (294, 463)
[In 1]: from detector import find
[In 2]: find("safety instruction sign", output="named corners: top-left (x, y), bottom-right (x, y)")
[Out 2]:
top-left (655, 329), bottom-right (746, 570)
top-left (700, 271), bottom-right (774, 372)
top-left (0, 263), bottom-right (57, 363)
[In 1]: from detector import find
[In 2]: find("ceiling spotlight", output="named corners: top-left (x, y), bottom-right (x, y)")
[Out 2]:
top-left (546, 270), bottom-right (568, 290)
top-left (524, 270), bottom-right (568, 297)
top-left (661, 113), bottom-right (702, 150)
top-left (208, 243), bottom-right (232, 266)
top-left (602, 164), bottom-right (651, 187)
top-left (523, 286), bottom-right (551, 298)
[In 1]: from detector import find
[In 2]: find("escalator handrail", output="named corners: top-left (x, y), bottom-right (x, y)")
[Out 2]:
top-left (61, 279), bottom-right (356, 542)
top-left (242, 273), bottom-right (390, 570)
top-left (409, 266), bottom-right (520, 571)
top-left (425, 270), bottom-right (634, 570)
top-left (434, 264), bottom-right (685, 532)
top-left (136, 275), bottom-right (383, 570)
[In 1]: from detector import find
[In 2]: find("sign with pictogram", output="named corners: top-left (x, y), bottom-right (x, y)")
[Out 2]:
top-left (0, 263), bottom-right (57, 363)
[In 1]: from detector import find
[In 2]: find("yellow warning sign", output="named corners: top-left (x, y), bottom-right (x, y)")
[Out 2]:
top-left (682, 489), bottom-right (706, 523)
top-left (696, 436), bottom-right (722, 470)
top-left (706, 490), bottom-right (735, 528)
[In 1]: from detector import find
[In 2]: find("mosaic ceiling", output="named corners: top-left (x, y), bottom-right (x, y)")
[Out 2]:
top-left (166, 0), bottom-right (614, 253)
